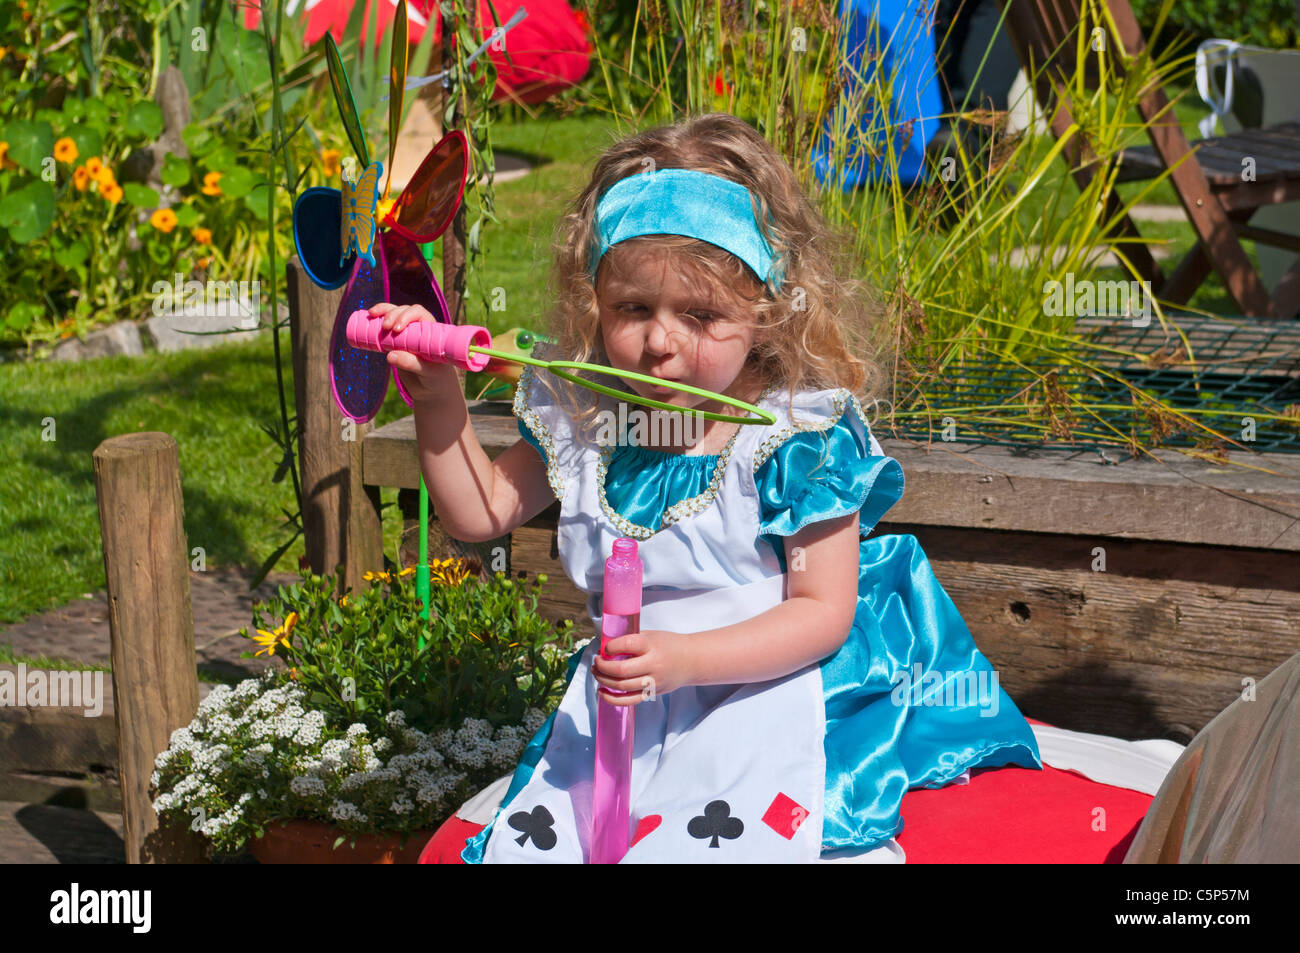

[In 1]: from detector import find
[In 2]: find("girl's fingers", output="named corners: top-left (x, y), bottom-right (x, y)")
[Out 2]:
top-left (387, 350), bottom-right (424, 374)
top-left (382, 303), bottom-right (433, 333)
top-left (596, 686), bottom-right (643, 707)
top-left (592, 655), bottom-right (641, 680)
top-left (369, 302), bottom-right (397, 316)
top-left (592, 669), bottom-right (646, 694)
top-left (383, 304), bottom-right (413, 331)
top-left (603, 634), bottom-right (645, 658)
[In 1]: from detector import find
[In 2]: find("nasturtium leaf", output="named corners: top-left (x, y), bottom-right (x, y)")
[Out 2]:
top-left (125, 101), bottom-right (164, 140)
top-left (2, 119), bottom-right (55, 176)
top-left (5, 301), bottom-right (42, 331)
top-left (82, 99), bottom-right (110, 127)
top-left (123, 183), bottom-right (160, 207)
top-left (160, 154), bottom-right (191, 186)
top-left (219, 165), bottom-right (257, 199)
top-left (64, 124), bottom-right (103, 162)
top-left (174, 203), bottom-right (198, 227)
top-left (0, 180), bottom-right (55, 243)
top-left (182, 123), bottom-right (213, 157)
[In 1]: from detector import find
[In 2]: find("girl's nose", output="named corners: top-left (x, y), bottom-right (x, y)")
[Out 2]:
top-left (645, 309), bottom-right (690, 355)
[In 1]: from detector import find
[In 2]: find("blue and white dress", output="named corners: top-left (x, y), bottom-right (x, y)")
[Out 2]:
top-left (466, 362), bottom-right (1041, 863)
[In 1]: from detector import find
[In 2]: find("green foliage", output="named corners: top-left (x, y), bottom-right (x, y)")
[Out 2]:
top-left (1129, 0), bottom-right (1299, 49)
top-left (239, 564), bottom-right (578, 736)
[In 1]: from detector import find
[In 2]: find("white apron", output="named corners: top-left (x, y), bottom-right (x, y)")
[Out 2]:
top-left (481, 366), bottom-right (894, 863)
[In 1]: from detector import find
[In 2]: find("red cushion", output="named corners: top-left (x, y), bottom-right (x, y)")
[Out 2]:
top-left (418, 720), bottom-right (1153, 864)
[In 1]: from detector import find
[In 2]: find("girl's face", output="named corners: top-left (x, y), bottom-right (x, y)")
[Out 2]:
top-left (597, 243), bottom-right (759, 428)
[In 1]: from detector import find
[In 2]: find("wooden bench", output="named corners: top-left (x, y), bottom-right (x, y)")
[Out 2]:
top-left (361, 402), bottom-right (1300, 745)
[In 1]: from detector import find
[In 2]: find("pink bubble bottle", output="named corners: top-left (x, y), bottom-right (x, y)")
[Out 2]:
top-left (591, 537), bottom-right (642, 864)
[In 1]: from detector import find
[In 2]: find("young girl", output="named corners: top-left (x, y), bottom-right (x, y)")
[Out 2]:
top-left (375, 113), bottom-right (1041, 863)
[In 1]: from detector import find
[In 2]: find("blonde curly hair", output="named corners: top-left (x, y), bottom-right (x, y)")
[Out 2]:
top-left (532, 112), bottom-right (886, 443)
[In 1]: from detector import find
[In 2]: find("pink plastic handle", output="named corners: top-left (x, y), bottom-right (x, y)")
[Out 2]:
top-left (345, 310), bottom-right (492, 372)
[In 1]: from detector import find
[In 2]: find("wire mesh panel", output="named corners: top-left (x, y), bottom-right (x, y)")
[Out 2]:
top-left (890, 314), bottom-right (1300, 455)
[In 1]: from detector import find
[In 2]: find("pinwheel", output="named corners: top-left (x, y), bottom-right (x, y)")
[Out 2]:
top-left (293, 2), bottom-right (774, 621)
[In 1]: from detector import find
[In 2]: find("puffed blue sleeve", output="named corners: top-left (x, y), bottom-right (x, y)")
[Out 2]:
top-left (755, 409), bottom-right (904, 541)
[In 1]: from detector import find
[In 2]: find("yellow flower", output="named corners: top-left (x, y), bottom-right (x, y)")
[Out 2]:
top-left (201, 171), bottom-right (222, 196)
top-left (362, 569), bottom-right (392, 583)
top-left (195, 255), bottom-right (211, 268)
top-left (192, 226), bottom-right (212, 245)
top-left (377, 196), bottom-right (395, 222)
top-left (321, 148), bottom-right (341, 177)
top-left (430, 557), bottom-right (472, 587)
top-left (93, 162), bottom-right (115, 187)
top-left (399, 566), bottom-right (417, 577)
top-left (101, 182), bottom-right (123, 204)
top-left (85, 156), bottom-right (103, 179)
top-left (0, 142), bottom-right (16, 170)
top-left (251, 611), bottom-right (299, 657)
top-left (72, 166), bottom-right (89, 191)
top-left (53, 137), bottom-right (77, 163)
top-left (150, 207), bottom-right (178, 233)
top-left (339, 595), bottom-right (350, 607)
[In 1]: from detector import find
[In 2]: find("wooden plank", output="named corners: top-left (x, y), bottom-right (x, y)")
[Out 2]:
top-left (511, 518), bottom-right (597, 643)
top-left (365, 401), bottom-right (520, 489)
top-left (881, 440), bottom-right (1300, 550)
top-left (91, 433), bottom-right (205, 863)
top-left (288, 258), bottom-right (384, 592)
top-left (365, 405), bottom-right (1300, 550)
top-left (893, 522), bottom-right (1300, 741)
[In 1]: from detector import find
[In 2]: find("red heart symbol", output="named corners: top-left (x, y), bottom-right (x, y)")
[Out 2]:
top-left (630, 814), bottom-right (662, 847)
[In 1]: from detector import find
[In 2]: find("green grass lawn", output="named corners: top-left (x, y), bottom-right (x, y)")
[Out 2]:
top-left (0, 96), bottom-right (1267, 628)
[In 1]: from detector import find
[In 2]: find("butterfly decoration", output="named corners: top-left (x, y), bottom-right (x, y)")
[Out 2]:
top-left (292, 0), bottom-right (470, 425)
top-left (340, 156), bottom-right (382, 267)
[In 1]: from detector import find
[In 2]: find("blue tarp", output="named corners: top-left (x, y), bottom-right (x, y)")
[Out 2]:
top-left (812, 0), bottom-right (944, 189)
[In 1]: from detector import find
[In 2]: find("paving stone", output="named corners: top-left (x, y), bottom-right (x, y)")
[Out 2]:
top-left (0, 565), bottom-right (299, 681)
top-left (82, 321), bottom-right (144, 359)
top-left (0, 799), bottom-right (125, 864)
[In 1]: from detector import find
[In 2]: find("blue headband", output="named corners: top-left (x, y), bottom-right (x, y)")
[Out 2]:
top-left (589, 168), bottom-right (783, 291)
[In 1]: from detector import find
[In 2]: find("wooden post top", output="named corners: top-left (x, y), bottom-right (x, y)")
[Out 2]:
top-left (363, 403), bottom-right (1300, 552)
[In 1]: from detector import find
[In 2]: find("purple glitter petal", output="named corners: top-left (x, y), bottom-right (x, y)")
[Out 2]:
top-left (330, 240), bottom-right (392, 423)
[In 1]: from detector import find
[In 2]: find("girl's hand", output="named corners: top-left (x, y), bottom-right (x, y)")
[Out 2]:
top-left (591, 630), bottom-right (694, 707)
top-left (369, 302), bottom-right (460, 404)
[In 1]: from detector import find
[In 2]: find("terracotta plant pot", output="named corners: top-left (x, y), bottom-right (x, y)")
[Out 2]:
top-left (249, 818), bottom-right (438, 864)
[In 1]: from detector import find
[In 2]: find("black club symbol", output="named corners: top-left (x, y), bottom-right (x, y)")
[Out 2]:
top-left (508, 805), bottom-right (557, 850)
top-left (687, 800), bottom-right (744, 848)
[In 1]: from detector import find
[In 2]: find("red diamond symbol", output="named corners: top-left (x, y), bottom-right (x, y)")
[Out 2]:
top-left (762, 793), bottom-right (810, 840)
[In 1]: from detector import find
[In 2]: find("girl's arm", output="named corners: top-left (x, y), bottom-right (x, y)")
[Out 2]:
top-left (685, 512), bottom-right (860, 685)
top-left (377, 302), bottom-right (556, 542)
top-left (594, 513), bottom-right (861, 700)
top-left (413, 392), bottom-right (557, 543)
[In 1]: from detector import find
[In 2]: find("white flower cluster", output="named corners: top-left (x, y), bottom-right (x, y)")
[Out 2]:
top-left (150, 668), bottom-right (553, 853)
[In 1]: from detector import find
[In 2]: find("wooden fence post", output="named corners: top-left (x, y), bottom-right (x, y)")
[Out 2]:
top-left (92, 432), bottom-right (205, 863)
top-left (288, 257), bottom-right (384, 592)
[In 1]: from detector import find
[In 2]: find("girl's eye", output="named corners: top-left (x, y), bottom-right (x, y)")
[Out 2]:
top-left (613, 305), bottom-right (719, 322)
